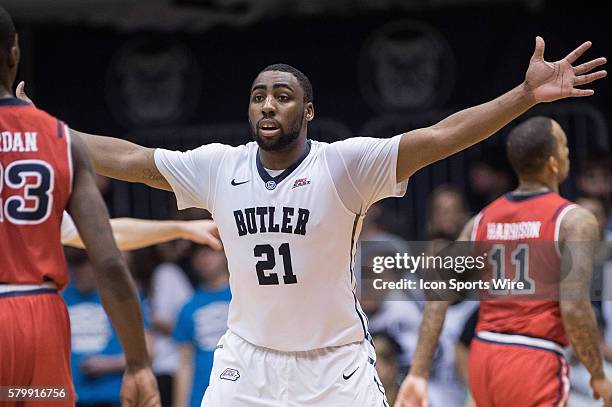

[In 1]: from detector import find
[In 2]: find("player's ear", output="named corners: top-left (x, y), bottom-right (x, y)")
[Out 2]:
top-left (548, 155), bottom-right (559, 176)
top-left (8, 34), bottom-right (19, 68)
top-left (305, 102), bottom-right (314, 122)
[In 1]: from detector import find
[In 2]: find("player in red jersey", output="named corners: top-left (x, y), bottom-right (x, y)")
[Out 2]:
top-left (0, 7), bottom-right (160, 407)
top-left (396, 116), bottom-right (612, 407)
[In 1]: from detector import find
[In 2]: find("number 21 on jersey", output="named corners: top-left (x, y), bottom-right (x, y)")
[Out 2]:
top-left (254, 243), bottom-right (297, 285)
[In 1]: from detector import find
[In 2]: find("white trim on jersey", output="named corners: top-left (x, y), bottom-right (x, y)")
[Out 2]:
top-left (556, 356), bottom-right (570, 407)
top-left (476, 331), bottom-right (565, 355)
top-left (554, 204), bottom-right (578, 256)
top-left (0, 281), bottom-right (57, 294)
top-left (64, 124), bottom-right (73, 194)
top-left (60, 211), bottom-right (78, 244)
top-left (470, 211), bottom-right (484, 241)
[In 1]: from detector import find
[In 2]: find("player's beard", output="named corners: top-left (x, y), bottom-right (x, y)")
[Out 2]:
top-left (251, 111), bottom-right (304, 152)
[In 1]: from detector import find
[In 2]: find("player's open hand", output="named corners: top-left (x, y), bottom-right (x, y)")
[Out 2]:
top-left (120, 367), bottom-right (161, 407)
top-left (394, 374), bottom-right (428, 407)
top-left (524, 37), bottom-right (606, 102)
top-left (179, 219), bottom-right (223, 250)
top-left (16, 81), bottom-right (34, 105)
top-left (591, 377), bottom-right (612, 407)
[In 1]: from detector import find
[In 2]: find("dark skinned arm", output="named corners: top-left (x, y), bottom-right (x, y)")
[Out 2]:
top-left (395, 38), bottom-right (606, 182)
top-left (16, 81), bottom-right (170, 191)
top-left (394, 217), bottom-right (475, 407)
top-left (72, 129), bottom-right (171, 191)
top-left (559, 206), bottom-right (612, 404)
top-left (66, 132), bottom-right (160, 406)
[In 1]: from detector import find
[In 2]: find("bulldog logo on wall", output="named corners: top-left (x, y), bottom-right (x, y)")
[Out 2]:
top-left (359, 20), bottom-right (455, 112)
top-left (105, 36), bottom-right (201, 127)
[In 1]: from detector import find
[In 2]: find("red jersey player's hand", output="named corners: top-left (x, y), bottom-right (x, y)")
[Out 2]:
top-left (120, 367), bottom-right (161, 407)
top-left (524, 37), bottom-right (606, 103)
top-left (591, 377), bottom-right (612, 407)
top-left (179, 219), bottom-right (223, 251)
top-left (394, 374), bottom-right (428, 407)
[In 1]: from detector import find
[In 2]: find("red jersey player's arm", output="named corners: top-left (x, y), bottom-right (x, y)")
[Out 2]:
top-left (408, 216), bottom-right (474, 378)
top-left (66, 133), bottom-right (160, 406)
top-left (394, 216), bottom-right (476, 407)
top-left (71, 129), bottom-right (171, 191)
top-left (558, 207), bottom-right (611, 391)
top-left (63, 217), bottom-right (222, 251)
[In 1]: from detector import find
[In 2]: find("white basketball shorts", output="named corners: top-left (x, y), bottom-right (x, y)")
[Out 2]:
top-left (201, 330), bottom-right (389, 407)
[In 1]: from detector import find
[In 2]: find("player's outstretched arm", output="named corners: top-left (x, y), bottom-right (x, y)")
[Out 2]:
top-left (173, 345), bottom-right (195, 407)
top-left (66, 132), bottom-right (161, 407)
top-left (559, 207), bottom-right (612, 406)
top-left (395, 37), bottom-right (607, 181)
top-left (395, 217), bottom-right (476, 407)
top-left (16, 81), bottom-right (171, 191)
top-left (63, 216), bottom-right (222, 251)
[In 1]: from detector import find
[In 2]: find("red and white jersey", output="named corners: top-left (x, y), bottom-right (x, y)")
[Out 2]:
top-left (472, 191), bottom-right (577, 346)
top-left (0, 98), bottom-right (72, 289)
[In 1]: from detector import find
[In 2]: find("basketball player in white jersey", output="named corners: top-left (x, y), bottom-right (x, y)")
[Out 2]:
top-left (18, 37), bottom-right (606, 406)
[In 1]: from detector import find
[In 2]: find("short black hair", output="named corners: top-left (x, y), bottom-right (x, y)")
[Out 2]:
top-left (259, 63), bottom-right (313, 103)
top-left (506, 116), bottom-right (555, 176)
top-left (0, 7), bottom-right (15, 57)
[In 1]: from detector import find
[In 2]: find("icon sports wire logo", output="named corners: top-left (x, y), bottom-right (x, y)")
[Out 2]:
top-left (291, 178), bottom-right (311, 189)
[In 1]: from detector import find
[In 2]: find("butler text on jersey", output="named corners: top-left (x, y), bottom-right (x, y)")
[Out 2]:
top-left (233, 207), bottom-right (310, 236)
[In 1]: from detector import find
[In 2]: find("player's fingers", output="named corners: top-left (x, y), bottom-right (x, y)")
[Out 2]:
top-left (145, 395), bottom-right (162, 407)
top-left (574, 57), bottom-right (607, 75)
top-left (531, 36), bottom-right (545, 61)
top-left (564, 41), bottom-right (592, 64)
top-left (206, 233), bottom-right (223, 250)
top-left (16, 81), bottom-right (32, 103)
top-left (574, 70), bottom-right (607, 86)
top-left (570, 88), bottom-right (595, 97)
top-left (16, 81), bottom-right (24, 96)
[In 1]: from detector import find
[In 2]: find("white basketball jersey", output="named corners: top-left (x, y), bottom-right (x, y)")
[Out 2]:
top-left (155, 136), bottom-right (407, 351)
top-left (60, 211), bottom-right (77, 243)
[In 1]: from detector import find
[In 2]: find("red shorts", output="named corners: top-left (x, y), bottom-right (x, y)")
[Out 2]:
top-left (469, 333), bottom-right (569, 407)
top-left (0, 290), bottom-right (75, 406)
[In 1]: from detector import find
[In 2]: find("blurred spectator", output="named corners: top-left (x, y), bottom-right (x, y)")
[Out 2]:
top-left (357, 203), bottom-right (410, 296)
top-left (149, 249), bottom-right (193, 407)
top-left (455, 307), bottom-right (479, 407)
top-left (577, 156), bottom-right (611, 206)
top-left (173, 246), bottom-right (231, 407)
top-left (420, 187), bottom-right (475, 406)
top-left (95, 174), bottom-right (116, 217)
top-left (576, 156), bottom-right (612, 241)
top-left (426, 185), bottom-right (470, 241)
top-left (360, 203), bottom-right (406, 242)
top-left (372, 333), bottom-right (403, 406)
top-left (468, 146), bottom-right (513, 210)
top-left (63, 248), bottom-right (150, 407)
top-left (428, 300), bottom-right (477, 407)
top-left (364, 292), bottom-right (423, 372)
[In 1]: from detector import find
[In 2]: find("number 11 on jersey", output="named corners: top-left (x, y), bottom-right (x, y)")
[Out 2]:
top-left (254, 243), bottom-right (297, 285)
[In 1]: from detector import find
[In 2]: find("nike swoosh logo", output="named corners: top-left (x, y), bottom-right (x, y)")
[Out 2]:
top-left (342, 366), bottom-right (359, 380)
top-left (231, 179), bottom-right (249, 186)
